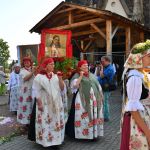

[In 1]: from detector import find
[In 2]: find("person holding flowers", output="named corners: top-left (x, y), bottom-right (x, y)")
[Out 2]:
top-left (65, 60), bottom-right (104, 140)
top-left (17, 57), bottom-right (35, 125)
top-left (29, 58), bottom-right (67, 148)
top-left (120, 40), bottom-right (150, 150)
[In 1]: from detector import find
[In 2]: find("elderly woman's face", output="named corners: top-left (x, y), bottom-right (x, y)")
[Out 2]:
top-left (46, 62), bottom-right (54, 72)
top-left (80, 64), bottom-right (88, 73)
top-left (24, 60), bottom-right (31, 68)
top-left (142, 53), bottom-right (150, 67)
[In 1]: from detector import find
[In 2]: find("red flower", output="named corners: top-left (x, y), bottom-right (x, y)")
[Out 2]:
top-left (75, 103), bottom-right (80, 110)
top-left (48, 132), bottom-right (53, 141)
top-left (137, 127), bottom-right (144, 134)
top-left (93, 119), bottom-right (98, 125)
top-left (93, 101), bottom-right (97, 107)
top-left (88, 121), bottom-right (93, 127)
top-left (18, 113), bottom-right (23, 119)
top-left (19, 97), bottom-right (23, 102)
top-left (130, 137), bottom-right (142, 149)
top-left (75, 121), bottom-right (81, 127)
top-left (82, 129), bottom-right (89, 136)
top-left (38, 131), bottom-right (43, 140)
top-left (81, 112), bottom-right (88, 119)
top-left (37, 114), bottom-right (42, 124)
top-left (22, 106), bottom-right (27, 112)
top-left (24, 87), bottom-right (27, 93)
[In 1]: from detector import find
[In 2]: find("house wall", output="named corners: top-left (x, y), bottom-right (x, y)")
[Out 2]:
top-left (105, 0), bottom-right (128, 18)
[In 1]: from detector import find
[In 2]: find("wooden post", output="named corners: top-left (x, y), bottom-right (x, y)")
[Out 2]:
top-left (68, 11), bottom-right (73, 24)
top-left (139, 31), bottom-right (144, 42)
top-left (80, 41), bottom-right (84, 60)
top-left (125, 27), bottom-right (131, 57)
top-left (106, 20), bottom-right (112, 57)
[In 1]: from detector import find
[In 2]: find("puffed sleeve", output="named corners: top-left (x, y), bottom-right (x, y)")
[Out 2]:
top-left (124, 76), bottom-right (144, 111)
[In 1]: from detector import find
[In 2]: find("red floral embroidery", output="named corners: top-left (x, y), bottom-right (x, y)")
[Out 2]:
top-left (38, 131), bottom-right (43, 140)
top-left (81, 112), bottom-right (88, 119)
top-left (75, 103), bottom-right (80, 110)
top-left (24, 87), bottom-right (27, 93)
top-left (18, 113), bottom-right (23, 119)
top-left (22, 106), bottom-right (27, 112)
top-left (75, 121), bottom-right (81, 127)
top-left (28, 114), bottom-right (31, 120)
top-left (46, 114), bottom-right (52, 124)
top-left (88, 121), bottom-right (93, 127)
top-left (137, 126), bottom-right (144, 134)
top-left (60, 120), bottom-right (64, 129)
top-left (93, 119), bottom-right (98, 125)
top-left (48, 132), bottom-right (53, 141)
top-left (37, 114), bottom-right (42, 124)
top-left (19, 97), bottom-right (23, 102)
top-left (93, 101), bottom-right (97, 107)
top-left (130, 136), bottom-right (142, 149)
top-left (26, 96), bottom-right (32, 102)
top-left (82, 129), bottom-right (89, 136)
top-left (55, 122), bottom-right (61, 131)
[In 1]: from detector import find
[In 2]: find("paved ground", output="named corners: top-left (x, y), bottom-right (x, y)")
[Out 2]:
top-left (0, 89), bottom-right (122, 150)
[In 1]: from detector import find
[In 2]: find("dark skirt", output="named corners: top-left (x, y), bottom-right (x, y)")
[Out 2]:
top-left (65, 91), bottom-right (78, 139)
top-left (28, 99), bottom-right (36, 141)
top-left (120, 112), bottom-right (131, 150)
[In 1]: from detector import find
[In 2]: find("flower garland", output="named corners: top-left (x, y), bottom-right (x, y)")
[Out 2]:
top-left (132, 39), bottom-right (150, 54)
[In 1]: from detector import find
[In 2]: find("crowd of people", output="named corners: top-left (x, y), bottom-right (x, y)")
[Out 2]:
top-left (2, 40), bottom-right (150, 149)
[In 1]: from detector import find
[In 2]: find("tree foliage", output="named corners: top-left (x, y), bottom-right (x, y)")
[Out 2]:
top-left (0, 38), bottom-right (10, 66)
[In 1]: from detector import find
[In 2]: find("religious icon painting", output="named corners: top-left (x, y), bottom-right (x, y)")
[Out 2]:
top-left (38, 29), bottom-right (72, 63)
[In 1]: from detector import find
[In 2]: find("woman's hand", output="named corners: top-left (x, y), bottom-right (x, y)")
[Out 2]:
top-left (80, 71), bottom-right (84, 77)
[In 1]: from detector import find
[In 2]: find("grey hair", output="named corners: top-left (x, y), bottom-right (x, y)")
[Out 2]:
top-left (101, 56), bottom-right (111, 62)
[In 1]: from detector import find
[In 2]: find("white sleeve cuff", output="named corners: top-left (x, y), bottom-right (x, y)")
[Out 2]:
top-left (125, 100), bottom-right (144, 111)
top-left (70, 79), bottom-right (78, 93)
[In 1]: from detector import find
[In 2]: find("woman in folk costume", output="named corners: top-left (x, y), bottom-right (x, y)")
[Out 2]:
top-left (7, 63), bottom-right (21, 113)
top-left (66, 60), bottom-right (104, 140)
top-left (120, 40), bottom-right (150, 150)
top-left (31, 58), bottom-right (67, 148)
top-left (17, 57), bottom-right (35, 125)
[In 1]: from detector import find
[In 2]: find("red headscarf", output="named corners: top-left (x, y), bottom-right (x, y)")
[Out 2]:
top-left (22, 57), bottom-right (32, 67)
top-left (42, 58), bottom-right (54, 68)
top-left (77, 60), bottom-right (88, 68)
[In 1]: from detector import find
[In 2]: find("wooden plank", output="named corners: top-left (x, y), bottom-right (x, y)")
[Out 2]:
top-left (106, 20), bottom-right (112, 55)
top-left (139, 31), bottom-right (144, 42)
top-left (56, 7), bottom-right (76, 14)
top-left (125, 27), bottom-right (131, 56)
top-left (90, 23), bottom-right (106, 39)
top-left (52, 18), bottom-right (104, 30)
top-left (111, 25), bottom-right (119, 39)
top-left (72, 30), bottom-right (97, 37)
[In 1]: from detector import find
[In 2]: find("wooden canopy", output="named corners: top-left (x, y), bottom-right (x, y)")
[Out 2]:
top-left (30, 1), bottom-right (150, 56)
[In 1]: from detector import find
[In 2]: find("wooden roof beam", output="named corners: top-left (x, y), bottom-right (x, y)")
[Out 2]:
top-left (73, 30), bottom-right (97, 37)
top-left (52, 18), bottom-right (104, 30)
top-left (56, 7), bottom-right (76, 14)
top-left (90, 23), bottom-right (106, 39)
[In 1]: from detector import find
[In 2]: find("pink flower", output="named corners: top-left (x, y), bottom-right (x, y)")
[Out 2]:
top-left (130, 136), bottom-right (142, 149)
top-left (22, 106), bottom-right (27, 112)
top-left (88, 121), bottom-right (93, 127)
top-left (81, 112), bottom-right (88, 119)
top-left (18, 113), bottom-right (23, 119)
top-left (82, 129), bottom-right (89, 136)
top-left (75, 121), bottom-right (81, 127)
top-left (19, 97), bottom-right (23, 102)
top-left (24, 87), bottom-right (27, 93)
top-left (93, 101), bottom-right (97, 107)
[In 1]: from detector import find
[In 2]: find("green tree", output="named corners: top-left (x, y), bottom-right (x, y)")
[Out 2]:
top-left (0, 38), bottom-right (10, 67)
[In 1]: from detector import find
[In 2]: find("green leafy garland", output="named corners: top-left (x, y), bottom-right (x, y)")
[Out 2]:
top-left (132, 39), bottom-right (150, 54)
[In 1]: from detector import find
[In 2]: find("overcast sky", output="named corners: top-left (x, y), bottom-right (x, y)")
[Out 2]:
top-left (0, 0), bottom-right (63, 61)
